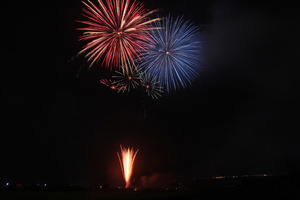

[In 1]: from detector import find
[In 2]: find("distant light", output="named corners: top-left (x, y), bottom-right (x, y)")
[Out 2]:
top-left (6, 182), bottom-right (9, 186)
top-left (44, 184), bottom-right (47, 187)
top-left (99, 185), bottom-right (102, 189)
top-left (110, 85), bottom-right (116, 90)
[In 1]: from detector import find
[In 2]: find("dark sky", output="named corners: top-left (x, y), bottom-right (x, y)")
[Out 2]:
top-left (2, 0), bottom-right (299, 186)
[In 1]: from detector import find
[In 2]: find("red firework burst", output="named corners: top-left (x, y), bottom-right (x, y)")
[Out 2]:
top-left (77, 0), bottom-right (159, 74)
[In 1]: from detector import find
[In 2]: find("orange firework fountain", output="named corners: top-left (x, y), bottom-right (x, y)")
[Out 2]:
top-left (117, 145), bottom-right (139, 188)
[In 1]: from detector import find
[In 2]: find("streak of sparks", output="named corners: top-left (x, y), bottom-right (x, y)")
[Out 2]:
top-left (117, 145), bottom-right (139, 188)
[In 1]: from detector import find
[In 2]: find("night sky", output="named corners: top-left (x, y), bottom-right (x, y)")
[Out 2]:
top-left (2, 0), bottom-right (299, 186)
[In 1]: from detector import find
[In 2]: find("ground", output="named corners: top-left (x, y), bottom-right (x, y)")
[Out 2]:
top-left (1, 175), bottom-right (300, 200)
top-left (0, 188), bottom-right (298, 200)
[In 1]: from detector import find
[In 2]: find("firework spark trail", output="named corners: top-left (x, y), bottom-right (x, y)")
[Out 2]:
top-left (117, 145), bottom-right (139, 188)
top-left (138, 15), bottom-right (201, 92)
top-left (77, 0), bottom-right (160, 74)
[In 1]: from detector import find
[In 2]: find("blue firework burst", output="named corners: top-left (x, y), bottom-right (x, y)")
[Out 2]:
top-left (138, 15), bottom-right (201, 92)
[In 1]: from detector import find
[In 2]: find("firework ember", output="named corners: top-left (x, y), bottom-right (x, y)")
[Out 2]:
top-left (117, 145), bottom-right (139, 188)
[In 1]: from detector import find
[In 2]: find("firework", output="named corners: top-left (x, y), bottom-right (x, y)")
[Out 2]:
top-left (113, 65), bottom-right (140, 92)
top-left (138, 16), bottom-right (201, 92)
top-left (77, 0), bottom-right (159, 73)
top-left (140, 72), bottom-right (163, 99)
top-left (100, 79), bottom-right (124, 91)
top-left (117, 145), bottom-right (139, 188)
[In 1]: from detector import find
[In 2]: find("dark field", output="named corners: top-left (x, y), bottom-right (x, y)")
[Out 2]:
top-left (1, 175), bottom-right (300, 200)
top-left (0, 190), bottom-right (194, 200)
top-left (0, 189), bottom-right (298, 200)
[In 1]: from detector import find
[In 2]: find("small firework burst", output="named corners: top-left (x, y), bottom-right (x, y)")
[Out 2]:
top-left (113, 66), bottom-right (140, 92)
top-left (100, 79), bottom-right (125, 91)
top-left (140, 72), bottom-right (163, 99)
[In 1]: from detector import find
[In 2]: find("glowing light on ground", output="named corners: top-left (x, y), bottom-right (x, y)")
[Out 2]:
top-left (117, 145), bottom-right (139, 188)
